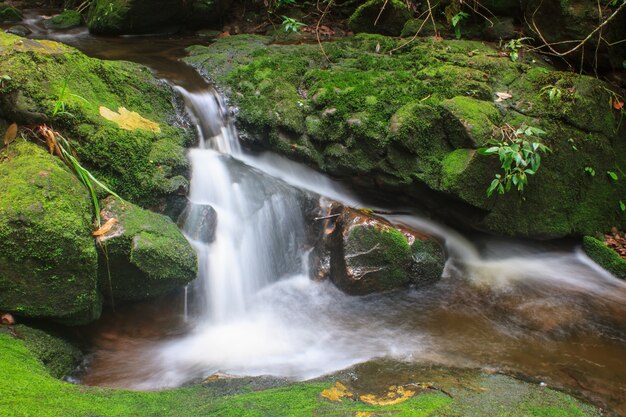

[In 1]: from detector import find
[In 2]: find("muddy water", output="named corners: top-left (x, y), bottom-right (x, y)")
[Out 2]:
top-left (6, 11), bottom-right (626, 415)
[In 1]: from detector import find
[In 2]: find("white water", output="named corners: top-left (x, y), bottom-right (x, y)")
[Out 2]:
top-left (123, 86), bottom-right (626, 390)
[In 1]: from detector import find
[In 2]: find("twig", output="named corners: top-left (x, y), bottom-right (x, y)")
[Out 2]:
top-left (314, 213), bottom-right (340, 221)
top-left (316, 0), bottom-right (334, 62)
top-left (374, 0), bottom-right (390, 27)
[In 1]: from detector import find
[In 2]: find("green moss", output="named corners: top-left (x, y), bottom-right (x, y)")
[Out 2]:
top-left (185, 34), bottom-right (626, 238)
top-left (0, 140), bottom-right (100, 325)
top-left (348, 0), bottom-right (412, 36)
top-left (7, 325), bottom-right (81, 379)
top-left (0, 32), bottom-right (190, 208)
top-left (46, 10), bottom-right (82, 29)
top-left (87, 0), bottom-right (129, 35)
top-left (98, 197), bottom-right (197, 302)
top-left (0, 333), bottom-right (601, 416)
top-left (582, 236), bottom-right (626, 279)
top-left (0, 4), bottom-right (22, 22)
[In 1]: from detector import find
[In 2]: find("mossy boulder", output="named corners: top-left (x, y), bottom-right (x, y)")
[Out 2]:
top-left (97, 197), bottom-right (197, 302)
top-left (87, 0), bottom-right (228, 35)
top-left (0, 4), bottom-right (22, 22)
top-left (583, 236), bottom-right (626, 279)
top-left (348, 0), bottom-right (412, 36)
top-left (4, 325), bottom-right (82, 379)
top-left (45, 10), bottom-right (82, 30)
top-left (0, 140), bottom-right (101, 325)
top-left (318, 206), bottom-right (445, 295)
top-left (185, 34), bottom-right (626, 239)
top-left (0, 32), bottom-right (192, 209)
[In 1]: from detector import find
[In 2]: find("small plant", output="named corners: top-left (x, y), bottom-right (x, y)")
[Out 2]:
top-left (52, 79), bottom-right (88, 118)
top-left (584, 166), bottom-right (596, 177)
top-left (505, 37), bottom-right (533, 62)
top-left (478, 124), bottom-right (550, 197)
top-left (540, 85), bottom-right (562, 105)
top-left (451, 11), bottom-right (469, 39)
top-left (281, 16), bottom-right (305, 33)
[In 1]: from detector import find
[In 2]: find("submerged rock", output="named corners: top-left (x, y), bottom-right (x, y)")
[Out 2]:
top-left (0, 140), bottom-right (101, 325)
top-left (177, 203), bottom-right (217, 244)
top-left (315, 204), bottom-right (445, 295)
top-left (185, 34), bottom-right (626, 239)
top-left (97, 197), bottom-right (197, 302)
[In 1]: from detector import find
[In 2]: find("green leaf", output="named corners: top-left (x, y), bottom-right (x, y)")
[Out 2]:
top-left (608, 171), bottom-right (619, 181)
top-left (478, 146), bottom-right (499, 155)
top-left (620, 200), bottom-right (626, 212)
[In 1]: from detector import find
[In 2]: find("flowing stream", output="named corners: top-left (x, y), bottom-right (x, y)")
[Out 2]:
top-left (5, 14), bottom-right (626, 413)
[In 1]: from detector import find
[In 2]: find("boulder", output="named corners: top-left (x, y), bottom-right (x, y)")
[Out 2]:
top-left (348, 0), bottom-right (412, 36)
top-left (185, 34), bottom-right (626, 239)
top-left (87, 0), bottom-right (229, 35)
top-left (5, 24), bottom-right (31, 36)
top-left (315, 205), bottom-right (445, 295)
top-left (177, 203), bottom-right (217, 244)
top-left (0, 140), bottom-right (101, 325)
top-left (45, 10), bottom-right (82, 30)
top-left (0, 32), bottom-right (192, 211)
top-left (96, 197), bottom-right (197, 302)
top-left (583, 236), bottom-right (626, 280)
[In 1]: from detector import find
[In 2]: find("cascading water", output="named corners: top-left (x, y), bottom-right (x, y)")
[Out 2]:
top-left (82, 81), bottom-right (626, 413)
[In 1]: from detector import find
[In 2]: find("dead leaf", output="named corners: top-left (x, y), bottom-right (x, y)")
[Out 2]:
top-left (495, 92), bottom-right (513, 102)
top-left (93, 218), bottom-right (118, 236)
top-left (613, 99), bottom-right (624, 111)
top-left (99, 107), bottom-right (161, 133)
top-left (1, 312), bottom-right (15, 325)
top-left (3, 123), bottom-right (17, 146)
top-left (321, 381), bottom-right (353, 402)
top-left (359, 385), bottom-right (415, 406)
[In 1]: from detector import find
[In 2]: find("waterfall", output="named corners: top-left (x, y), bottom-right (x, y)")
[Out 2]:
top-left (176, 86), bottom-right (307, 323)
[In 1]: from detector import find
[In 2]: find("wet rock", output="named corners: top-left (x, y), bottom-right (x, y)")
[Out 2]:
top-left (6, 24), bottom-right (31, 36)
top-left (177, 203), bottom-right (217, 244)
top-left (97, 197), bottom-right (197, 303)
top-left (316, 204), bottom-right (445, 295)
top-left (0, 140), bottom-right (101, 326)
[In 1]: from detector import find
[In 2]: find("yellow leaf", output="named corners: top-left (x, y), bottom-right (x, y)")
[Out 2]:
top-left (93, 218), bottom-right (118, 236)
top-left (359, 385), bottom-right (415, 406)
top-left (321, 381), bottom-right (353, 402)
top-left (99, 106), bottom-right (161, 133)
top-left (3, 123), bottom-right (17, 146)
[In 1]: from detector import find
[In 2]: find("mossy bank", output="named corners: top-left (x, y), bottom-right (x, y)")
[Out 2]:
top-left (0, 331), bottom-right (602, 416)
top-left (185, 34), bottom-right (626, 239)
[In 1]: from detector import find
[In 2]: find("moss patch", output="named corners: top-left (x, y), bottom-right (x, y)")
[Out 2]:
top-left (0, 140), bottom-right (100, 325)
top-left (582, 236), bottom-right (626, 279)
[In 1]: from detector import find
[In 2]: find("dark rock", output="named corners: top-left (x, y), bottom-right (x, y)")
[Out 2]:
top-left (6, 24), bottom-right (31, 36)
top-left (177, 203), bottom-right (217, 244)
top-left (316, 204), bottom-right (445, 295)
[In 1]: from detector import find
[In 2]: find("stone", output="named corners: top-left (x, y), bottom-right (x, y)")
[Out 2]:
top-left (348, 0), bottom-right (412, 36)
top-left (5, 24), bottom-right (31, 37)
top-left (97, 196), bottom-right (197, 302)
top-left (177, 203), bottom-right (217, 244)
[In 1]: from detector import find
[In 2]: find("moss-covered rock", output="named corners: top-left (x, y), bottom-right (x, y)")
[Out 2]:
top-left (0, 32), bottom-right (192, 209)
top-left (185, 34), bottom-right (626, 239)
top-left (0, 3), bottom-right (22, 22)
top-left (97, 197), bottom-right (197, 302)
top-left (583, 236), bottom-right (626, 279)
top-left (5, 325), bottom-right (82, 379)
top-left (87, 0), bottom-right (228, 35)
top-left (320, 206), bottom-right (445, 295)
top-left (45, 10), bottom-right (82, 30)
top-left (0, 140), bottom-right (101, 325)
top-left (348, 0), bottom-right (412, 36)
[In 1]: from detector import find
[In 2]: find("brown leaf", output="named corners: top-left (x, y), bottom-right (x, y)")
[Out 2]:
top-left (3, 123), bottom-right (17, 146)
top-left (495, 92), bottom-right (513, 102)
top-left (614, 99), bottom-right (624, 111)
top-left (93, 218), bottom-right (118, 236)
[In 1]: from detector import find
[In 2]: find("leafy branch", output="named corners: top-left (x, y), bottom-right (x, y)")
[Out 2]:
top-left (478, 125), bottom-right (551, 197)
